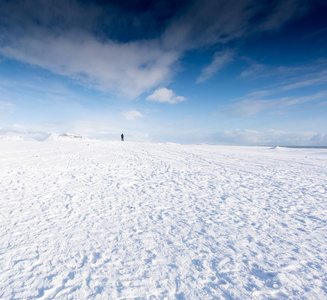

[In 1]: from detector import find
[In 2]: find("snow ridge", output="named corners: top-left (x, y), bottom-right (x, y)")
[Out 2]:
top-left (45, 133), bottom-right (84, 141)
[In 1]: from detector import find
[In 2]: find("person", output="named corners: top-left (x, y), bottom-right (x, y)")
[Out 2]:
top-left (121, 133), bottom-right (124, 141)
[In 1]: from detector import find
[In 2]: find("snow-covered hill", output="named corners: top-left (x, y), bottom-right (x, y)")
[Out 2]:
top-left (0, 135), bottom-right (24, 142)
top-left (0, 140), bottom-right (326, 299)
top-left (45, 133), bottom-right (84, 141)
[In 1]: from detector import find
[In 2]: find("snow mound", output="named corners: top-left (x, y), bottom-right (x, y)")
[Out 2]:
top-left (45, 133), bottom-right (84, 141)
top-left (269, 145), bottom-right (285, 151)
top-left (0, 135), bottom-right (24, 142)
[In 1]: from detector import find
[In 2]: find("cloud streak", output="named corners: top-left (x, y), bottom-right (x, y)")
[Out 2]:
top-left (222, 91), bottom-right (327, 117)
top-left (196, 50), bottom-right (234, 83)
top-left (219, 69), bottom-right (327, 117)
top-left (0, 101), bottom-right (15, 111)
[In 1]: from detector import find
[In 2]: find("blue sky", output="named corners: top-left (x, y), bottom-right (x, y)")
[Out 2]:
top-left (0, 0), bottom-right (327, 145)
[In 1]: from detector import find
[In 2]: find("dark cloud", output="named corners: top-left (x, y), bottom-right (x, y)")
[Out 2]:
top-left (93, 0), bottom-right (190, 42)
top-left (0, 0), bottom-right (189, 42)
top-left (1, 0), bottom-right (314, 47)
top-left (163, 0), bottom-right (313, 51)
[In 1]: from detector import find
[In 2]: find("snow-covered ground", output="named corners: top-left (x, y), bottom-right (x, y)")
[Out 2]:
top-left (0, 139), bottom-right (326, 299)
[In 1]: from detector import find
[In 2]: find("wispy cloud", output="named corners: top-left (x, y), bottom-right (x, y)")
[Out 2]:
top-left (196, 50), bottom-right (234, 83)
top-left (0, 101), bottom-right (15, 112)
top-left (146, 88), bottom-right (185, 104)
top-left (281, 74), bottom-right (327, 91)
top-left (240, 59), bottom-right (266, 79)
top-left (240, 58), bottom-right (327, 82)
top-left (302, 26), bottom-right (327, 40)
top-left (222, 91), bottom-right (327, 117)
top-left (123, 110), bottom-right (143, 121)
top-left (218, 66), bottom-right (327, 117)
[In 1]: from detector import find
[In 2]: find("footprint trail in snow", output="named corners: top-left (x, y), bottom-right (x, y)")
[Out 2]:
top-left (0, 140), bottom-right (326, 299)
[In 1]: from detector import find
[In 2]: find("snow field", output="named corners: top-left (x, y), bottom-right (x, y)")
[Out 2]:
top-left (0, 141), bottom-right (327, 299)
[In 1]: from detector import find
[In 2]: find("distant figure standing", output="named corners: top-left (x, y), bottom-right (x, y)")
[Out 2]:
top-left (121, 133), bottom-right (124, 141)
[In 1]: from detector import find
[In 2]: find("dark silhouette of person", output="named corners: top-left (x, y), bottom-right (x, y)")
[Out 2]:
top-left (121, 133), bottom-right (124, 141)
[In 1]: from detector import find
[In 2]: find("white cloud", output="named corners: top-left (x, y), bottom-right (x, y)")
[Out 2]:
top-left (146, 88), bottom-right (185, 104)
top-left (0, 33), bottom-right (179, 99)
top-left (123, 110), bottom-right (143, 121)
top-left (0, 0), bottom-right (310, 99)
top-left (196, 50), bottom-right (234, 83)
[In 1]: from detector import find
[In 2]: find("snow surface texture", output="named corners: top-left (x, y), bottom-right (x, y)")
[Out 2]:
top-left (0, 140), bottom-right (326, 299)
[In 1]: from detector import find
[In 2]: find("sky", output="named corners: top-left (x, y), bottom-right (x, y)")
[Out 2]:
top-left (0, 0), bottom-right (327, 145)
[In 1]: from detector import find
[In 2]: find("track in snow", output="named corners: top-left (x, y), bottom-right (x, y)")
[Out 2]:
top-left (0, 141), bottom-right (327, 299)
